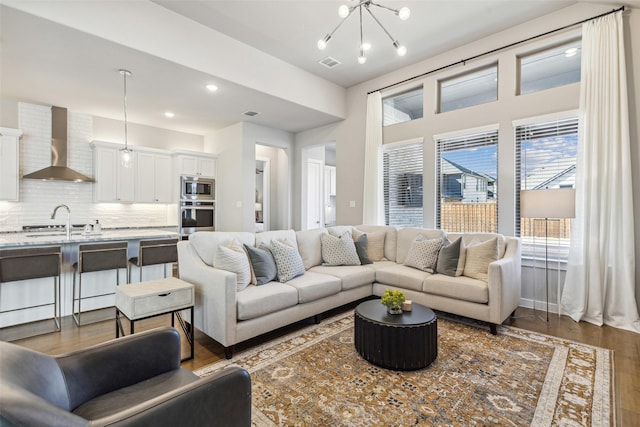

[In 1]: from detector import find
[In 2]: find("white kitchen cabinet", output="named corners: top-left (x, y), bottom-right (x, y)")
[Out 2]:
top-left (176, 154), bottom-right (216, 178)
top-left (0, 127), bottom-right (22, 201)
top-left (136, 151), bottom-right (173, 203)
top-left (92, 145), bottom-right (134, 202)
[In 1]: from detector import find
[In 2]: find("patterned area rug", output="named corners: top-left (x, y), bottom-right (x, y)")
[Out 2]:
top-left (195, 311), bottom-right (614, 426)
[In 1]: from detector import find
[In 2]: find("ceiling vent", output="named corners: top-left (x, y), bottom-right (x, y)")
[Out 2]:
top-left (319, 56), bottom-right (341, 69)
top-left (242, 111), bottom-right (260, 117)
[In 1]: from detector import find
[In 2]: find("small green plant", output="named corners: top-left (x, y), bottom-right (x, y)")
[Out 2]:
top-left (381, 289), bottom-right (405, 309)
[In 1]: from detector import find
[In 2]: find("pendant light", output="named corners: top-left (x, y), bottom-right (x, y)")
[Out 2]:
top-left (119, 69), bottom-right (133, 168)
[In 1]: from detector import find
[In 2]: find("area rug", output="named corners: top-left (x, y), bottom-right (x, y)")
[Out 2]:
top-left (194, 311), bottom-right (614, 426)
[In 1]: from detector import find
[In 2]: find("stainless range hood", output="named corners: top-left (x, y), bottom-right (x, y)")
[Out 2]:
top-left (22, 106), bottom-right (94, 182)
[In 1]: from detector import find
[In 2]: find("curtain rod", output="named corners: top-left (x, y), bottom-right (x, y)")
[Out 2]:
top-left (368, 5), bottom-right (625, 95)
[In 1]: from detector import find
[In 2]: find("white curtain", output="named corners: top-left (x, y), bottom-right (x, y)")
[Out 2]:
top-left (561, 12), bottom-right (640, 333)
top-left (362, 91), bottom-right (384, 225)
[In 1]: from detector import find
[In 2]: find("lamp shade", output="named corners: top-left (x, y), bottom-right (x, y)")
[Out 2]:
top-left (520, 188), bottom-right (575, 219)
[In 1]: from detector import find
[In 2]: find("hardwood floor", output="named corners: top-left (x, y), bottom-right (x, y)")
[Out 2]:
top-left (4, 305), bottom-right (639, 426)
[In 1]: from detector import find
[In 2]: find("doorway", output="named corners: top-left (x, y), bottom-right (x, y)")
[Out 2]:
top-left (255, 158), bottom-right (270, 232)
top-left (302, 143), bottom-right (336, 230)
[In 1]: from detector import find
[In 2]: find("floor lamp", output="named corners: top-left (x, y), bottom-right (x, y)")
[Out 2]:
top-left (520, 188), bottom-right (575, 321)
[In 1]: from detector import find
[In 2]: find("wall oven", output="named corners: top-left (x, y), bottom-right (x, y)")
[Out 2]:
top-left (179, 200), bottom-right (215, 239)
top-left (181, 176), bottom-right (215, 200)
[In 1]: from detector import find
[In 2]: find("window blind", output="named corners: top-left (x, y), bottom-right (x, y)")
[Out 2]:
top-left (383, 141), bottom-right (423, 228)
top-left (436, 129), bottom-right (498, 232)
top-left (515, 116), bottom-right (578, 241)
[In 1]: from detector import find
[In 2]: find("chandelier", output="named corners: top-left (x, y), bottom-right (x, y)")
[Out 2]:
top-left (119, 69), bottom-right (133, 168)
top-left (317, 0), bottom-right (410, 64)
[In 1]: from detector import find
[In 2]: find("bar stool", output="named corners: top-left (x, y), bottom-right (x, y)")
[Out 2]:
top-left (128, 238), bottom-right (178, 283)
top-left (0, 246), bottom-right (62, 335)
top-left (72, 241), bottom-right (128, 326)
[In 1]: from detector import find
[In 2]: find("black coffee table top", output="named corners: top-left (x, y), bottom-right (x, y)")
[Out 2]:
top-left (355, 299), bottom-right (436, 327)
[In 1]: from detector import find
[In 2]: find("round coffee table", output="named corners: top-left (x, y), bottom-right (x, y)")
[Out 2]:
top-left (354, 299), bottom-right (437, 371)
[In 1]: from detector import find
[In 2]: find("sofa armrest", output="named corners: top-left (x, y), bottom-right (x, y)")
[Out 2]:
top-left (98, 367), bottom-right (252, 427)
top-left (56, 327), bottom-right (181, 410)
top-left (487, 237), bottom-right (522, 324)
top-left (178, 241), bottom-right (238, 348)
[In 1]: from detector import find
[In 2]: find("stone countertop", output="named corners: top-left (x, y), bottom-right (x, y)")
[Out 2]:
top-left (0, 228), bottom-right (180, 248)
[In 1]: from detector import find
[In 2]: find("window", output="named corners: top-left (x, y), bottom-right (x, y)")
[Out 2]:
top-left (518, 39), bottom-right (581, 95)
top-left (382, 87), bottom-right (423, 126)
top-left (515, 116), bottom-right (578, 258)
top-left (438, 64), bottom-right (498, 113)
top-left (436, 129), bottom-right (498, 232)
top-left (383, 141), bottom-right (423, 228)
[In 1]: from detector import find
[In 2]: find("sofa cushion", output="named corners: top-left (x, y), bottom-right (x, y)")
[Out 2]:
top-left (321, 232), bottom-right (360, 266)
top-left (423, 274), bottom-right (489, 304)
top-left (309, 265), bottom-right (375, 291)
top-left (435, 237), bottom-right (465, 277)
top-left (396, 228), bottom-right (444, 264)
top-left (255, 230), bottom-right (297, 249)
top-left (236, 283), bottom-right (299, 320)
top-left (243, 244), bottom-right (277, 286)
top-left (403, 236), bottom-right (443, 273)
top-left (189, 232), bottom-right (255, 267)
top-left (269, 239), bottom-right (305, 283)
top-left (463, 237), bottom-right (499, 281)
top-left (375, 263), bottom-right (432, 292)
top-left (213, 239), bottom-right (251, 291)
top-left (295, 228), bottom-right (326, 270)
top-left (284, 271), bottom-right (342, 303)
top-left (447, 233), bottom-right (507, 259)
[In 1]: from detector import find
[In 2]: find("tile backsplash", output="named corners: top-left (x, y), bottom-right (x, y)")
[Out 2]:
top-left (0, 103), bottom-right (176, 231)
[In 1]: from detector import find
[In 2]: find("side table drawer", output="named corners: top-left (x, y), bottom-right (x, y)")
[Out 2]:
top-left (134, 288), bottom-right (193, 318)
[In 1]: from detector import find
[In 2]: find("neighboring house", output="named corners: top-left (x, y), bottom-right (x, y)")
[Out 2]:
top-left (522, 157), bottom-right (576, 190)
top-left (441, 158), bottom-right (495, 202)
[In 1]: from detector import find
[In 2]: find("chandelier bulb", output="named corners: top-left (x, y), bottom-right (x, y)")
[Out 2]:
top-left (338, 4), bottom-right (350, 18)
top-left (358, 48), bottom-right (367, 64)
top-left (317, 34), bottom-right (331, 50)
top-left (398, 7), bottom-right (410, 20)
top-left (393, 41), bottom-right (407, 56)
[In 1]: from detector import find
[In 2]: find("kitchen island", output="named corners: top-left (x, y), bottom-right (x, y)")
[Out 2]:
top-left (0, 228), bottom-right (179, 330)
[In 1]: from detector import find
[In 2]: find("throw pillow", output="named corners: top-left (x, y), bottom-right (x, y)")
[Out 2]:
top-left (353, 228), bottom-right (386, 261)
top-left (463, 237), bottom-right (499, 281)
top-left (243, 244), bottom-right (277, 285)
top-left (320, 231), bottom-right (361, 266)
top-left (353, 233), bottom-right (372, 265)
top-left (404, 235), bottom-right (443, 273)
top-left (435, 237), bottom-right (463, 277)
top-left (213, 239), bottom-right (251, 291)
top-left (270, 239), bottom-right (305, 282)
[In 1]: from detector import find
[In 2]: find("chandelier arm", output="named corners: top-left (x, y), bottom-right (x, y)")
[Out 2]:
top-left (359, 6), bottom-right (366, 61)
top-left (326, 6), bottom-right (357, 39)
top-left (364, 5), bottom-right (397, 43)
top-left (369, 2), bottom-right (399, 14)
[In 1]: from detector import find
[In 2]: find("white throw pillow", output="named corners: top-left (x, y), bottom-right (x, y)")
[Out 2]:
top-left (403, 235), bottom-right (443, 273)
top-left (463, 237), bottom-right (499, 281)
top-left (320, 231), bottom-right (361, 266)
top-left (270, 238), bottom-right (305, 283)
top-left (213, 239), bottom-right (251, 291)
top-left (353, 228), bottom-right (386, 261)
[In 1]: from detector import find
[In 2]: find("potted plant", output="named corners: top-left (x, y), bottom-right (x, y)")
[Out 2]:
top-left (381, 289), bottom-right (405, 315)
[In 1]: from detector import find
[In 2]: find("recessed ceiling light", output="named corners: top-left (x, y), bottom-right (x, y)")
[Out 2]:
top-left (206, 84), bottom-right (219, 92)
top-left (565, 47), bottom-right (578, 57)
top-left (164, 111), bottom-right (175, 118)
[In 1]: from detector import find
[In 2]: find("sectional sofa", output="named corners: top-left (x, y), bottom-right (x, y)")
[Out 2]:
top-left (177, 225), bottom-right (521, 358)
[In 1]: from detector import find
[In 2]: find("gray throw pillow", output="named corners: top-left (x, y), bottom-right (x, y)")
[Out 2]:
top-left (436, 237), bottom-right (462, 277)
top-left (354, 233), bottom-right (372, 265)
top-left (244, 244), bottom-right (277, 285)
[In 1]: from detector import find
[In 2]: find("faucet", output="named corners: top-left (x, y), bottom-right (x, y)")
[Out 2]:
top-left (51, 204), bottom-right (71, 240)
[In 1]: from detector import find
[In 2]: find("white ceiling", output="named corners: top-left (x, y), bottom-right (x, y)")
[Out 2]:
top-left (1, 1), bottom-right (632, 137)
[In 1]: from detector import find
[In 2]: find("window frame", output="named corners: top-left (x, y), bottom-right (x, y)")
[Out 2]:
top-left (437, 62), bottom-right (498, 114)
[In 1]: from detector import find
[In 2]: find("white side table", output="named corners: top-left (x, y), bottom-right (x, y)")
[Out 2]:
top-left (116, 277), bottom-right (195, 361)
